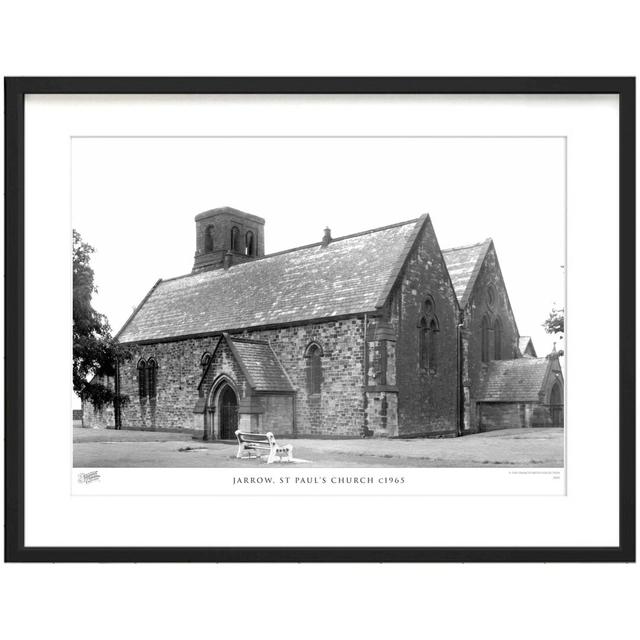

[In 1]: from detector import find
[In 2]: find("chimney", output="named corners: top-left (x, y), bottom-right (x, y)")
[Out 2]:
top-left (322, 227), bottom-right (332, 247)
top-left (223, 250), bottom-right (233, 270)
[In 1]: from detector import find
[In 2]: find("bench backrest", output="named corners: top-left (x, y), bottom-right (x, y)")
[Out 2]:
top-left (235, 430), bottom-right (277, 445)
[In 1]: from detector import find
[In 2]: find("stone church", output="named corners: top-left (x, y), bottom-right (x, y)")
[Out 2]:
top-left (83, 206), bottom-right (564, 438)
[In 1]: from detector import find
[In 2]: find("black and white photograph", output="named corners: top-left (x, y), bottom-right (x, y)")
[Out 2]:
top-left (6, 77), bottom-right (632, 562)
top-left (72, 136), bottom-right (565, 471)
top-left (2, 4), bottom-right (639, 640)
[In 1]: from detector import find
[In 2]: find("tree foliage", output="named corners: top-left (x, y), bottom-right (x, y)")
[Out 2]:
top-left (73, 230), bottom-right (129, 408)
top-left (543, 306), bottom-right (565, 338)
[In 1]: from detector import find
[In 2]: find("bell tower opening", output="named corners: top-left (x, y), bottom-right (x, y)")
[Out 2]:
top-left (192, 206), bottom-right (265, 273)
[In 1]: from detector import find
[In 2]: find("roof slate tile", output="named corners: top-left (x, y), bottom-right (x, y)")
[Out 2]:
top-left (441, 239), bottom-right (491, 307)
top-left (476, 358), bottom-right (551, 402)
top-left (117, 218), bottom-right (423, 343)
top-left (229, 338), bottom-right (293, 392)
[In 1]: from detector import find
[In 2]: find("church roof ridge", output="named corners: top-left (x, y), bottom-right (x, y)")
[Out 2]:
top-left (264, 216), bottom-right (424, 259)
top-left (157, 216), bottom-right (423, 286)
top-left (441, 237), bottom-right (492, 253)
top-left (116, 215), bottom-right (426, 344)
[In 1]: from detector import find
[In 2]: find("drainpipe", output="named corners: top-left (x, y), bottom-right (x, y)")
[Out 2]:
top-left (114, 356), bottom-right (121, 430)
top-left (456, 318), bottom-right (462, 436)
top-left (292, 394), bottom-right (297, 438)
top-left (361, 312), bottom-right (371, 438)
top-left (456, 322), bottom-right (462, 435)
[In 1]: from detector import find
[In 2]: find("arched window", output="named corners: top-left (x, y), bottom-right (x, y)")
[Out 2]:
top-left (245, 230), bottom-right (254, 256)
top-left (493, 317), bottom-right (503, 360)
top-left (305, 343), bottom-right (323, 395)
top-left (231, 226), bottom-right (240, 252)
top-left (549, 380), bottom-right (564, 428)
top-left (204, 225), bottom-right (214, 252)
top-left (146, 358), bottom-right (157, 398)
top-left (137, 359), bottom-right (147, 398)
top-left (428, 317), bottom-right (438, 373)
top-left (419, 317), bottom-right (428, 369)
top-left (419, 316), bottom-right (439, 373)
top-left (487, 285), bottom-right (496, 309)
top-left (201, 352), bottom-right (211, 374)
top-left (481, 315), bottom-right (491, 363)
top-left (423, 297), bottom-right (434, 316)
top-left (550, 381), bottom-right (563, 405)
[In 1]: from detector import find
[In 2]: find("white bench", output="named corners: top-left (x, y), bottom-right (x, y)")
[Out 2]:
top-left (235, 430), bottom-right (293, 464)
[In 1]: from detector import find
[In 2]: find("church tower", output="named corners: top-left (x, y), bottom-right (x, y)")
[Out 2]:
top-left (192, 206), bottom-right (265, 272)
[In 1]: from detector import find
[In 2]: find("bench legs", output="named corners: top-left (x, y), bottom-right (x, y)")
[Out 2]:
top-left (236, 435), bottom-right (294, 463)
top-left (236, 443), bottom-right (264, 460)
top-left (267, 444), bottom-right (293, 464)
top-left (284, 444), bottom-right (293, 462)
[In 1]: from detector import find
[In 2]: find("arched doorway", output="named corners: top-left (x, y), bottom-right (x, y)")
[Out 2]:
top-left (218, 384), bottom-right (239, 440)
top-left (550, 381), bottom-right (563, 428)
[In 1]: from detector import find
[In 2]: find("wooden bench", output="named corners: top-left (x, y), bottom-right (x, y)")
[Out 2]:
top-left (235, 430), bottom-right (293, 464)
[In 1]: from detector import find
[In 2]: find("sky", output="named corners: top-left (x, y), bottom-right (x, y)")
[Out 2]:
top-left (72, 135), bottom-right (565, 368)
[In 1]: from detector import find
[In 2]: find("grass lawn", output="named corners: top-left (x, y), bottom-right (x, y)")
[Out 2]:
top-left (73, 427), bottom-right (564, 468)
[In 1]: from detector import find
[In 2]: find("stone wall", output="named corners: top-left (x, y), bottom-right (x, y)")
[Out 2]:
top-left (531, 404), bottom-right (553, 428)
top-left (119, 336), bottom-right (221, 431)
top-left (388, 217), bottom-right (460, 437)
top-left (477, 402), bottom-right (524, 431)
top-left (260, 395), bottom-right (295, 435)
top-left (117, 317), bottom-right (366, 437)
top-left (80, 375), bottom-right (116, 429)
top-left (243, 319), bottom-right (366, 437)
top-left (96, 220), bottom-right (535, 440)
top-left (463, 243), bottom-right (521, 432)
top-left (478, 401), bottom-right (562, 431)
top-left (81, 400), bottom-right (116, 429)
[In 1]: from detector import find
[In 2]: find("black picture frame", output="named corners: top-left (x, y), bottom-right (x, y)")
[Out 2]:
top-left (4, 76), bottom-right (635, 563)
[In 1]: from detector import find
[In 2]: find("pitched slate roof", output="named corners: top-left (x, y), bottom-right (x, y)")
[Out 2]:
top-left (226, 336), bottom-right (293, 392)
top-left (441, 239), bottom-right (491, 307)
top-left (476, 358), bottom-right (550, 402)
top-left (518, 336), bottom-right (537, 357)
top-left (117, 217), bottom-right (426, 343)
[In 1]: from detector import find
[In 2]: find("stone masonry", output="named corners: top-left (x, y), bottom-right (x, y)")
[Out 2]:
top-left (82, 207), bottom-right (563, 439)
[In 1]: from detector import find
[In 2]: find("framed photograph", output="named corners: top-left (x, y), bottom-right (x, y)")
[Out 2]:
top-left (5, 77), bottom-right (635, 562)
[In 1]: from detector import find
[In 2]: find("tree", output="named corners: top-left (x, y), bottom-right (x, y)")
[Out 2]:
top-left (543, 306), bottom-right (564, 340)
top-left (73, 230), bottom-right (129, 409)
